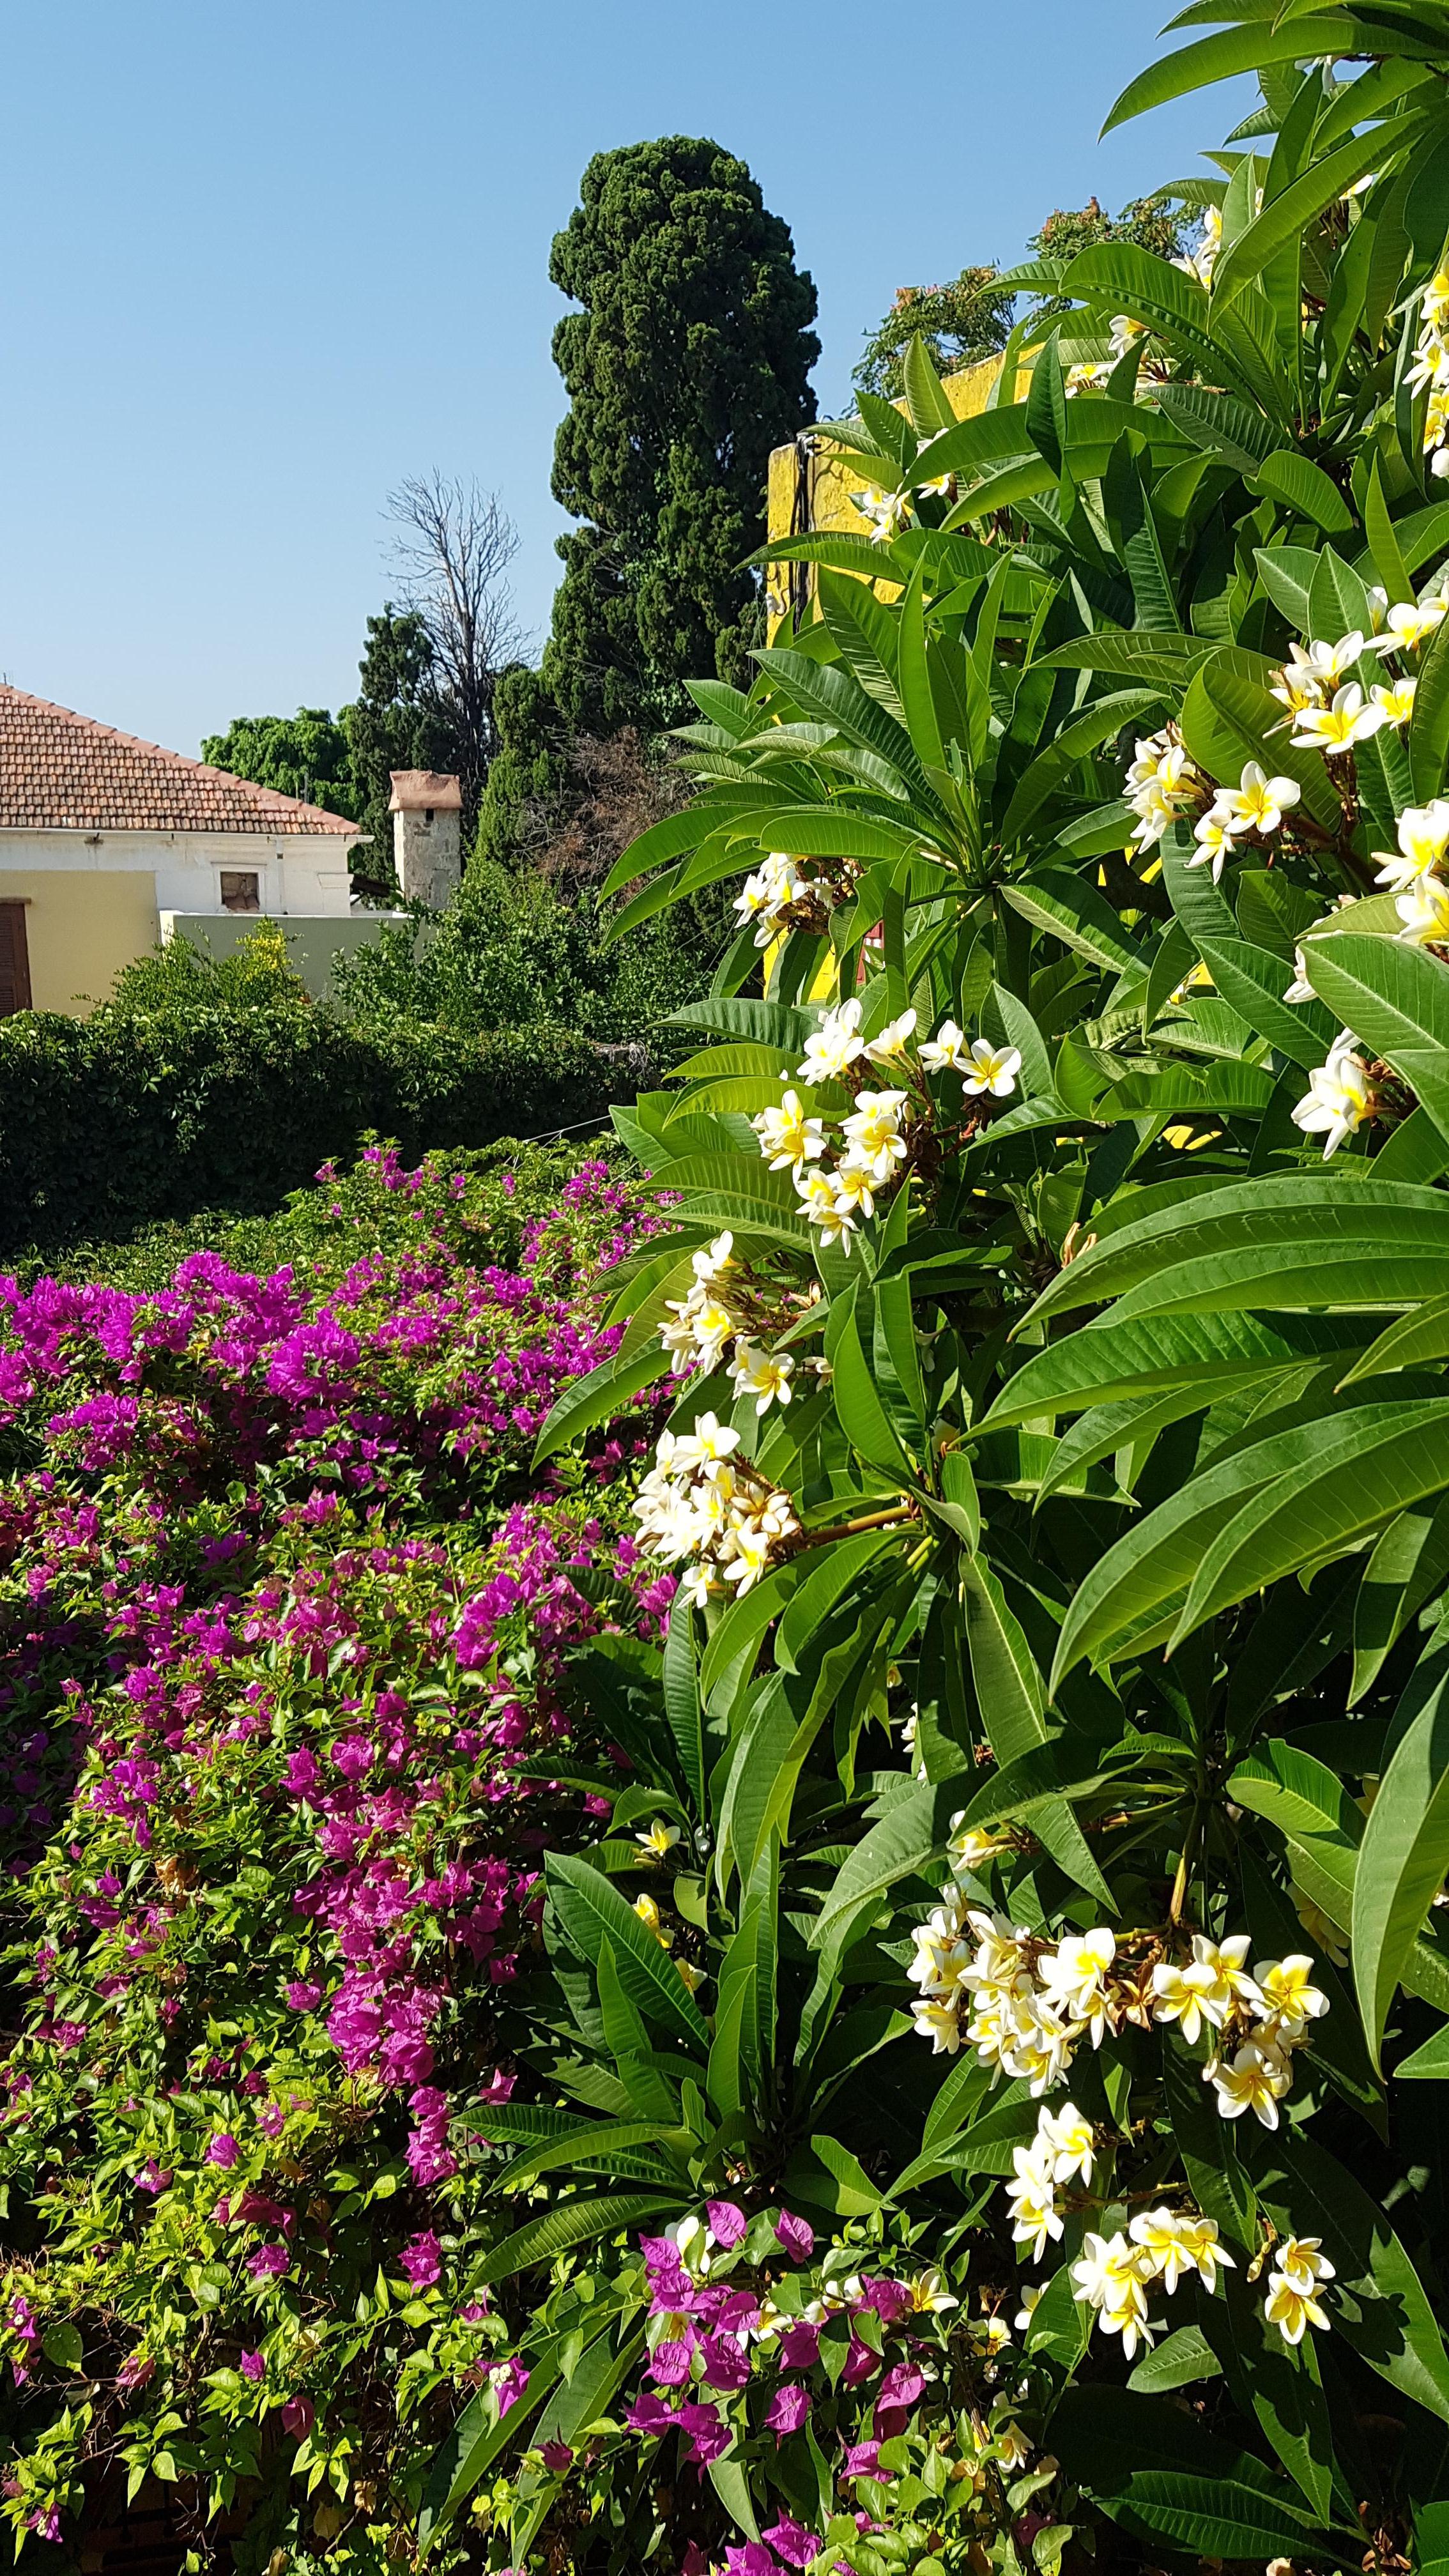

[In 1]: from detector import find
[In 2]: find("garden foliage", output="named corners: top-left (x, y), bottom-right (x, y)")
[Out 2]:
top-left (0, 1146), bottom-right (664, 2562)
top-left (13, 11), bottom-right (1449, 2576)
top-left (0, 931), bottom-right (629, 1256)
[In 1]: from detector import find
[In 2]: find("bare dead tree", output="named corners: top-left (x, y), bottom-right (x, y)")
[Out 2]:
top-left (385, 473), bottom-right (525, 829)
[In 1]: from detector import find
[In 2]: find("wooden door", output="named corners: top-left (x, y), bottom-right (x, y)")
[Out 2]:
top-left (0, 905), bottom-right (30, 1016)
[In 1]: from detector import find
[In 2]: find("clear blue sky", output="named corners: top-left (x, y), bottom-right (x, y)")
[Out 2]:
top-left (1, 1), bottom-right (1248, 759)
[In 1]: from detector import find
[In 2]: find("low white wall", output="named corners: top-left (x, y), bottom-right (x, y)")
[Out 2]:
top-left (159, 911), bottom-right (416, 999)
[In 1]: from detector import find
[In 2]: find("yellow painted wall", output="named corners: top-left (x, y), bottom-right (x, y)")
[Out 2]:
top-left (767, 351), bottom-right (1032, 637)
top-left (0, 872), bottom-right (159, 1015)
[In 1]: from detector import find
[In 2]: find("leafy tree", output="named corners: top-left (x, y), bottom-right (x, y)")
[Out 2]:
top-left (199, 709), bottom-right (358, 819)
top-left (423, 21), bottom-right (1449, 2570)
top-left (21, 10), bottom-right (1449, 2570)
top-left (542, 134), bottom-right (820, 728)
top-left (341, 606), bottom-right (456, 885)
top-left (854, 193), bottom-right (1184, 398)
top-left (204, 613), bottom-right (455, 888)
top-left (477, 138), bottom-right (818, 876)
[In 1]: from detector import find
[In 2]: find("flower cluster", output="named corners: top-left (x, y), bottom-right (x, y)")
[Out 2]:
top-left (733, 851), bottom-right (844, 950)
top-left (909, 1894), bottom-right (1327, 2126)
top-left (849, 471), bottom-right (952, 542)
top-left (751, 1002), bottom-right (1020, 1251)
top-left (1409, 266), bottom-right (1449, 480)
top-left (1124, 732), bottom-right (1303, 880)
top-left (1291, 1030), bottom-right (1377, 1158)
top-left (1273, 608), bottom-right (1436, 758)
top-left (659, 1232), bottom-right (818, 1414)
top-left (1377, 799), bottom-right (1449, 948)
top-left (1071, 2207), bottom-right (1230, 2361)
top-left (591, 2202), bottom-right (1055, 2576)
top-left (632, 1415), bottom-right (800, 1602)
top-left (0, 1146), bottom-right (673, 2559)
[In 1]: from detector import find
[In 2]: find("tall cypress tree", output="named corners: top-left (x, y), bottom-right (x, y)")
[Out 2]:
top-left (544, 136), bottom-right (818, 730)
top-left (475, 137), bottom-right (817, 872)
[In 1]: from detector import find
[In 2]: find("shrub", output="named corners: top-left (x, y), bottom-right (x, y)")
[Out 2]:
top-left (0, 937), bottom-right (638, 1254)
top-left (0, 1146), bottom-right (666, 2563)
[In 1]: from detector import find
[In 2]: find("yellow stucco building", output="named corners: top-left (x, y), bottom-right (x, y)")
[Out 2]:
top-left (765, 351), bottom-right (1029, 637)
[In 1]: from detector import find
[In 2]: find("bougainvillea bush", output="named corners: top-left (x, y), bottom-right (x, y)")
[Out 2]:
top-left (0, 1143), bottom-right (674, 2566)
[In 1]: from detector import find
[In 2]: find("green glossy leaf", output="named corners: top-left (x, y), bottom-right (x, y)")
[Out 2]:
top-left (1411, 607), bottom-right (1449, 807)
top-left (1353, 1675), bottom-right (1449, 2069)
top-left (473, 2193), bottom-right (682, 2290)
top-left (1174, 1403), bottom-right (1449, 1646)
top-left (548, 1853), bottom-right (710, 2049)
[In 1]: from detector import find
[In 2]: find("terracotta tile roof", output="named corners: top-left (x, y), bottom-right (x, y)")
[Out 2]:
top-left (0, 686), bottom-right (360, 836)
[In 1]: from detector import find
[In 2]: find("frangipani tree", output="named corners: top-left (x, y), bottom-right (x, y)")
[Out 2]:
top-left (426, 18), bottom-right (1449, 2576)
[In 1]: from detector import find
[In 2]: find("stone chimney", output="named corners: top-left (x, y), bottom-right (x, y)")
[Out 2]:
top-left (388, 771), bottom-right (463, 907)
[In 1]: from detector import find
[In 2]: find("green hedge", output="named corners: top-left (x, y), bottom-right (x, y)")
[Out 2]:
top-left (0, 1004), bottom-right (638, 1254)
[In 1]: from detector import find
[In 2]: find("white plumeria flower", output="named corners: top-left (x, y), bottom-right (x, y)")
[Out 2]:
top-left (947, 1813), bottom-right (1009, 1881)
top-left (673, 1413), bottom-right (740, 1469)
top-left (1283, 946), bottom-right (1314, 1004)
top-left (840, 1089), bottom-right (908, 1183)
top-left (919, 1017), bottom-right (969, 1074)
top-left (1271, 646), bottom-right (1329, 716)
top-left (993, 2421), bottom-right (1032, 2469)
top-left (733, 851), bottom-right (804, 942)
top-left (797, 998), bottom-right (866, 1085)
top-left (1013, 2282), bottom-right (1044, 2336)
top-left (1252, 1954), bottom-right (1329, 2041)
top-left (1373, 800), bottom-right (1449, 891)
top-left (961, 1040), bottom-right (1022, 1100)
top-left (1292, 682), bottom-right (1386, 755)
top-left (720, 1522), bottom-right (774, 1591)
top-left (1264, 2237), bottom-right (1335, 2344)
top-left (911, 1994), bottom-right (965, 2054)
top-left (864, 1009), bottom-right (917, 1064)
top-left (1198, 1932), bottom-right (1261, 2005)
top-left (1124, 731), bottom-right (1177, 794)
top-left (831, 1157), bottom-right (878, 1222)
top-left (1370, 676), bottom-right (1417, 731)
top-left (1037, 2100), bottom-right (1095, 2186)
top-left (907, 2267), bottom-right (959, 2314)
top-left (1397, 875), bottom-right (1449, 947)
top-left (1072, 2232), bottom-right (1155, 2358)
top-left (1190, 806), bottom-right (1240, 883)
top-left (1005, 2143), bottom-right (1063, 2262)
top-left (1129, 2207), bottom-right (1234, 2296)
top-left (1275, 2234), bottom-right (1336, 2296)
top-left (1205, 2037), bottom-right (1293, 2129)
top-left (1110, 313), bottom-right (1147, 359)
top-left (1291, 1031), bottom-right (1374, 1158)
top-left (691, 1230), bottom-right (735, 1284)
top-left (753, 1087), bottom-right (827, 1176)
top-left (1379, 598), bottom-right (1447, 653)
top-left (1302, 632), bottom-right (1368, 687)
top-left (1150, 1929), bottom-right (1255, 2043)
top-left (853, 485), bottom-right (911, 543)
top-left (794, 1165), bottom-right (840, 1224)
top-left (805, 1181), bottom-right (859, 1252)
top-left (1038, 1929), bottom-right (1116, 2046)
top-left (635, 1818), bottom-right (682, 1861)
top-left (728, 1340), bottom-right (795, 1415)
top-left (1216, 760), bottom-right (1300, 837)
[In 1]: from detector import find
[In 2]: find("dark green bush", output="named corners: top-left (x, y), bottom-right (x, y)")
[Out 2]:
top-left (0, 986), bottom-right (639, 1255)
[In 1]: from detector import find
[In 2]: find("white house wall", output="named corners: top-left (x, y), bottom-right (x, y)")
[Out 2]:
top-left (0, 829), bottom-right (355, 916)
